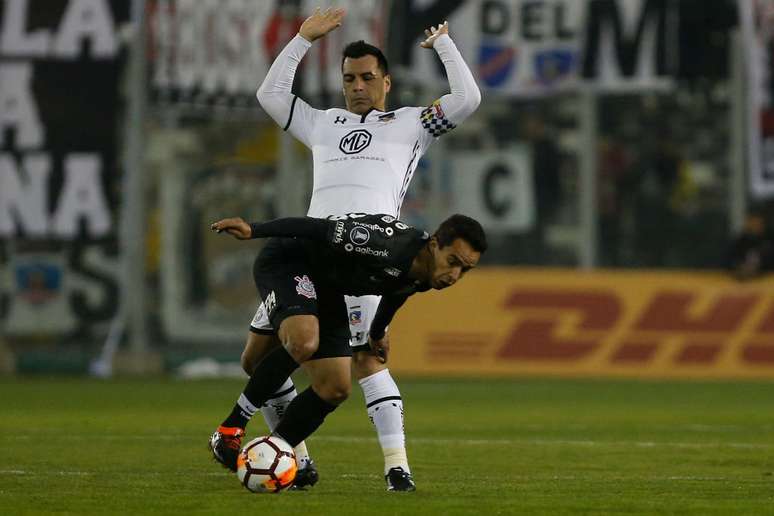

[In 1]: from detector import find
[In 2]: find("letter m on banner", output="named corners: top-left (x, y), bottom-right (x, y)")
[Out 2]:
top-left (582, 0), bottom-right (677, 87)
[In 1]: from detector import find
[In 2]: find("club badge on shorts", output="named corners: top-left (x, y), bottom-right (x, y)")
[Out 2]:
top-left (294, 275), bottom-right (317, 299)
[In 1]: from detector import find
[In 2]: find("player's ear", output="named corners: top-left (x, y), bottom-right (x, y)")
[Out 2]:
top-left (384, 74), bottom-right (391, 94)
top-left (428, 236), bottom-right (439, 254)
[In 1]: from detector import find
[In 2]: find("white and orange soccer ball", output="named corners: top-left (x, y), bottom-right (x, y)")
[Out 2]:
top-left (236, 436), bottom-right (297, 493)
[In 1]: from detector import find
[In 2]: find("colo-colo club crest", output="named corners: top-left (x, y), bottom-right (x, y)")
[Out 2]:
top-left (339, 129), bottom-right (372, 154)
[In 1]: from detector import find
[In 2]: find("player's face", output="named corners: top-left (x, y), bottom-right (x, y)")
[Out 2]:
top-left (427, 238), bottom-right (480, 290)
top-left (342, 55), bottom-right (391, 115)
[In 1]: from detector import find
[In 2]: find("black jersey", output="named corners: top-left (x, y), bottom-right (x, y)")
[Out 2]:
top-left (248, 213), bottom-right (431, 340)
top-left (321, 213), bottom-right (431, 296)
top-left (249, 213), bottom-right (430, 297)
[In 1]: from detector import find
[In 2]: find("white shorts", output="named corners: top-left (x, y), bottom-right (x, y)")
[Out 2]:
top-left (250, 294), bottom-right (381, 350)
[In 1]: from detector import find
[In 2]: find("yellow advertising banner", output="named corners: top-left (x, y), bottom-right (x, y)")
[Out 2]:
top-left (388, 268), bottom-right (774, 379)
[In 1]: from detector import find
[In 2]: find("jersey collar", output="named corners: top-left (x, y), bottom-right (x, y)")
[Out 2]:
top-left (359, 107), bottom-right (377, 123)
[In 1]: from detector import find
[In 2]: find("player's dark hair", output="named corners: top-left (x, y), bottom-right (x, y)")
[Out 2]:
top-left (434, 214), bottom-right (488, 253)
top-left (341, 40), bottom-right (389, 75)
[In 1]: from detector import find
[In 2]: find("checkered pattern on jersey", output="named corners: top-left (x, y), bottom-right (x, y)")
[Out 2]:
top-left (420, 100), bottom-right (456, 137)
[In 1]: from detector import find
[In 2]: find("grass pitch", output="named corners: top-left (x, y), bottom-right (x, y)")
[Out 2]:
top-left (1, 376), bottom-right (773, 515)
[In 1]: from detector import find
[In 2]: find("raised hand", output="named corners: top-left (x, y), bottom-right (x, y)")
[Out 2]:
top-left (211, 217), bottom-right (252, 240)
top-left (420, 21), bottom-right (449, 49)
top-left (299, 7), bottom-right (346, 42)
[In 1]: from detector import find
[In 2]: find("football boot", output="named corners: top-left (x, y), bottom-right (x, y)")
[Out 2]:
top-left (290, 459), bottom-right (319, 490)
top-left (208, 426), bottom-right (245, 472)
top-left (385, 467), bottom-right (416, 492)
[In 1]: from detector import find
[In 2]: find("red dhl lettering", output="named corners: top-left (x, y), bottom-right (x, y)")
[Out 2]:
top-left (491, 288), bottom-right (774, 366)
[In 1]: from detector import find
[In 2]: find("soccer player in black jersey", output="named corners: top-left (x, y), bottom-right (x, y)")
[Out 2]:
top-left (208, 214), bottom-right (487, 490)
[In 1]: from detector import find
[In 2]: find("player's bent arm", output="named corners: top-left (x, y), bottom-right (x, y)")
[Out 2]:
top-left (256, 35), bottom-right (318, 144)
top-left (256, 35), bottom-right (310, 122)
top-left (369, 294), bottom-right (410, 341)
top-left (211, 216), bottom-right (329, 241)
top-left (433, 34), bottom-right (481, 125)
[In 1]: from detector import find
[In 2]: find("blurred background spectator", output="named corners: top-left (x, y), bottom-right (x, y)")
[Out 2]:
top-left (726, 205), bottom-right (774, 280)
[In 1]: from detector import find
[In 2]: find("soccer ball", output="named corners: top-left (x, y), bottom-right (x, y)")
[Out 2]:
top-left (236, 436), bottom-right (297, 493)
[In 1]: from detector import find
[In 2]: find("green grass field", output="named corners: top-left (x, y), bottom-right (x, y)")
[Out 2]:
top-left (1, 376), bottom-right (773, 515)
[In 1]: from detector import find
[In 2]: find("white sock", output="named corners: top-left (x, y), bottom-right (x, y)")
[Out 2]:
top-left (260, 378), bottom-right (311, 467)
top-left (359, 369), bottom-right (410, 475)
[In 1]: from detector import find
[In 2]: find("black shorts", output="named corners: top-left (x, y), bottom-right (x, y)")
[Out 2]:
top-left (252, 238), bottom-right (352, 359)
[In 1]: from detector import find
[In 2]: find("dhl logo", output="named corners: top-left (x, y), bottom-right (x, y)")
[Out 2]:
top-left (391, 270), bottom-right (774, 377)
top-left (426, 289), bottom-right (774, 366)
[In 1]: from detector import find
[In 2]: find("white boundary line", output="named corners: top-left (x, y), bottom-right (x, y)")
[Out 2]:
top-left (2, 434), bottom-right (772, 449)
top-left (312, 435), bottom-right (774, 449)
top-left (0, 470), bottom-right (751, 483)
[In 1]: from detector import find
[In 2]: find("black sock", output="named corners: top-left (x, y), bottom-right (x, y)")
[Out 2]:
top-left (273, 387), bottom-right (337, 447)
top-left (221, 346), bottom-right (299, 429)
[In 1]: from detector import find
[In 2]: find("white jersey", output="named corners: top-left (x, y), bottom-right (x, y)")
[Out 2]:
top-left (257, 33), bottom-right (481, 219)
top-left (289, 104), bottom-right (438, 217)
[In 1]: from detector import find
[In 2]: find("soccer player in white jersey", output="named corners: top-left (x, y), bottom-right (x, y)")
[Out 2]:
top-left (209, 7), bottom-right (480, 491)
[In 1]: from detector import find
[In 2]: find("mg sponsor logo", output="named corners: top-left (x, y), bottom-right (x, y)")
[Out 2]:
top-left (339, 129), bottom-right (372, 154)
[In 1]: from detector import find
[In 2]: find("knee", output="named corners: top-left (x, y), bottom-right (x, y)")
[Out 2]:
top-left (284, 335), bottom-right (319, 362)
top-left (279, 316), bottom-right (319, 363)
top-left (315, 379), bottom-right (351, 405)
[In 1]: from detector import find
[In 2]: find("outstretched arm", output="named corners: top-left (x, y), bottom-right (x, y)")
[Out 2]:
top-left (211, 213), bottom-right (407, 261)
top-left (211, 216), bottom-right (330, 241)
top-left (421, 22), bottom-right (481, 128)
top-left (256, 8), bottom-right (345, 139)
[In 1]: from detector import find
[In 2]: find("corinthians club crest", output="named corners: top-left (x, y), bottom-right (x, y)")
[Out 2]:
top-left (294, 275), bottom-right (317, 299)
